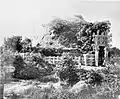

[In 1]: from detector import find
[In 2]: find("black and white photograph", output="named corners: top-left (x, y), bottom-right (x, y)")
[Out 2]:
top-left (0, 0), bottom-right (120, 99)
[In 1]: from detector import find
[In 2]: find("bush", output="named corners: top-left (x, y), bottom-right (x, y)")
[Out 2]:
top-left (58, 57), bottom-right (80, 86)
top-left (12, 55), bottom-right (25, 78)
top-left (3, 36), bottom-right (23, 53)
top-left (12, 53), bottom-right (55, 80)
top-left (82, 67), bottom-right (120, 98)
top-left (87, 70), bottom-right (104, 86)
top-left (16, 66), bottom-right (42, 79)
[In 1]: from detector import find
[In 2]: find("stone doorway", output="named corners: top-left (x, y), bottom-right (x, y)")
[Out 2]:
top-left (98, 46), bottom-right (105, 66)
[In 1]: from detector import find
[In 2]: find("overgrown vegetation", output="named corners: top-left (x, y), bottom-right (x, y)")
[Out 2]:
top-left (45, 15), bottom-right (111, 53)
top-left (12, 53), bottom-right (55, 80)
top-left (58, 56), bottom-right (79, 86)
top-left (2, 15), bottom-right (120, 99)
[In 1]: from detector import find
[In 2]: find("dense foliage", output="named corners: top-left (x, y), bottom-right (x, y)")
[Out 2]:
top-left (3, 14), bottom-right (120, 99)
top-left (45, 15), bottom-right (111, 53)
top-left (76, 65), bottom-right (120, 98)
top-left (3, 36), bottom-right (41, 53)
top-left (58, 55), bottom-right (79, 86)
top-left (108, 47), bottom-right (120, 57)
top-left (4, 36), bottom-right (23, 52)
top-left (12, 55), bottom-right (25, 78)
top-left (12, 53), bottom-right (55, 80)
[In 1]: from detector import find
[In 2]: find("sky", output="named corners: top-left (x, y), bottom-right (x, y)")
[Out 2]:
top-left (0, 0), bottom-right (120, 48)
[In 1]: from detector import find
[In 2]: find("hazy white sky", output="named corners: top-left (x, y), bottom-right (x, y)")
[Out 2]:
top-left (0, 0), bottom-right (120, 48)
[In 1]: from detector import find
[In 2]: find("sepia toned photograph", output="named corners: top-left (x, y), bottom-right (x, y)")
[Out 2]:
top-left (0, 0), bottom-right (120, 99)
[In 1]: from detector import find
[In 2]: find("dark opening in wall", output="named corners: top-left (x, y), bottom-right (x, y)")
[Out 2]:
top-left (98, 46), bottom-right (105, 66)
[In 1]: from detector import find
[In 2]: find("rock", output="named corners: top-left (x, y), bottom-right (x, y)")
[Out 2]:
top-left (4, 84), bottom-right (37, 97)
top-left (52, 82), bottom-right (62, 91)
top-left (70, 81), bottom-right (87, 93)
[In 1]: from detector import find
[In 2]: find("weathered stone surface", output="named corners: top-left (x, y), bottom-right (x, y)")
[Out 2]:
top-left (70, 81), bottom-right (87, 93)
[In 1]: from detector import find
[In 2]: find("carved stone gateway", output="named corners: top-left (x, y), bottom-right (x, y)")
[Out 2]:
top-left (84, 30), bottom-right (109, 67)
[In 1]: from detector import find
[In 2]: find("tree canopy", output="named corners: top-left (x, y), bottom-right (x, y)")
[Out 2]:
top-left (4, 36), bottom-right (22, 53)
top-left (44, 15), bottom-right (111, 53)
top-left (109, 47), bottom-right (120, 57)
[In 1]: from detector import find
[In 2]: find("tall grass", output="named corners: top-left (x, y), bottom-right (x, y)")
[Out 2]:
top-left (23, 84), bottom-right (98, 99)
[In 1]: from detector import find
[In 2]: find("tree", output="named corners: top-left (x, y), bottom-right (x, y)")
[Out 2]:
top-left (107, 47), bottom-right (120, 65)
top-left (44, 15), bottom-right (86, 47)
top-left (44, 15), bottom-right (111, 54)
top-left (21, 38), bottom-right (32, 53)
top-left (4, 36), bottom-right (22, 53)
top-left (109, 47), bottom-right (120, 57)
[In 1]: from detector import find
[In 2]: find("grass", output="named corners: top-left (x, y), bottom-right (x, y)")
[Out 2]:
top-left (4, 62), bottom-right (120, 99)
top-left (4, 82), bottom-right (119, 99)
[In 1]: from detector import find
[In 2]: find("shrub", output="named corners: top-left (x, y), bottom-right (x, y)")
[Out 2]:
top-left (12, 54), bottom-right (25, 78)
top-left (87, 70), bottom-right (104, 86)
top-left (83, 66), bottom-right (120, 98)
top-left (3, 36), bottom-right (23, 53)
top-left (17, 66), bottom-right (42, 79)
top-left (12, 53), bottom-right (55, 80)
top-left (58, 56), bottom-right (80, 86)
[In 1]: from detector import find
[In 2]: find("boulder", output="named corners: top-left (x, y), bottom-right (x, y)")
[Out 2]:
top-left (4, 83), bottom-right (37, 98)
top-left (70, 81), bottom-right (87, 93)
